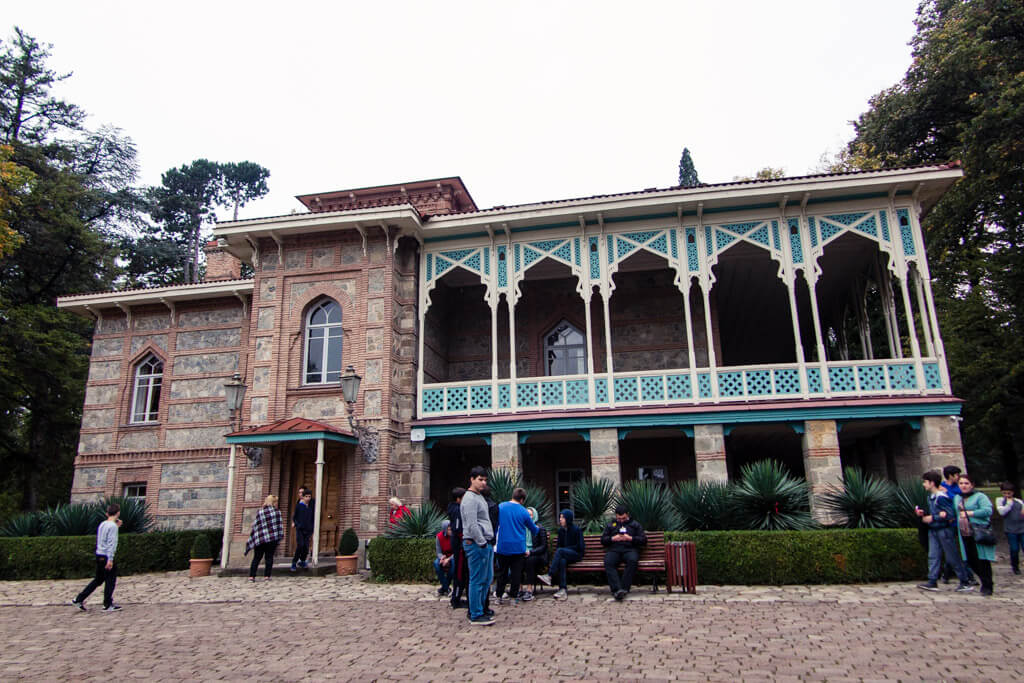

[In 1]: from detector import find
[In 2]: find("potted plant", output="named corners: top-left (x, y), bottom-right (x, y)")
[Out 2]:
top-left (189, 534), bottom-right (214, 577)
top-left (335, 527), bottom-right (359, 576)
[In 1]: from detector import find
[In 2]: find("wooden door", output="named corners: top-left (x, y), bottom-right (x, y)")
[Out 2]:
top-left (291, 451), bottom-right (341, 555)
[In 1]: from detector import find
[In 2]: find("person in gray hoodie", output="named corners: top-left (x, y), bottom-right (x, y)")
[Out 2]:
top-left (459, 466), bottom-right (495, 625)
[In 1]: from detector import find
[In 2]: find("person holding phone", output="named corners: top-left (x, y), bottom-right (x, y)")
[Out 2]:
top-left (600, 505), bottom-right (647, 601)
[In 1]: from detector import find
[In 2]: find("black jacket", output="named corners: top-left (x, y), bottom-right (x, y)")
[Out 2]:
top-left (486, 496), bottom-right (500, 545)
top-left (530, 526), bottom-right (549, 563)
top-left (292, 500), bottom-right (315, 532)
top-left (447, 501), bottom-right (463, 536)
top-left (601, 518), bottom-right (647, 552)
top-left (556, 509), bottom-right (585, 556)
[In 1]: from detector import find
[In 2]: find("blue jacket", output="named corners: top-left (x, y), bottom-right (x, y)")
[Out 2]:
top-left (496, 501), bottom-right (540, 555)
top-left (925, 490), bottom-right (956, 529)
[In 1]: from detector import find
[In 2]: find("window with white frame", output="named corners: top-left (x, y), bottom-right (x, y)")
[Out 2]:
top-left (130, 354), bottom-right (163, 423)
top-left (544, 320), bottom-right (587, 376)
top-left (123, 483), bottom-right (147, 500)
top-left (304, 299), bottom-right (343, 384)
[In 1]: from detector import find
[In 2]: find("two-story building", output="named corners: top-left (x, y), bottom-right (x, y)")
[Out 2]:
top-left (57, 164), bottom-right (966, 567)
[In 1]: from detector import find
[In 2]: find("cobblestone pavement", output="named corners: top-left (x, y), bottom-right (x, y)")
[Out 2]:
top-left (1, 564), bottom-right (1021, 681)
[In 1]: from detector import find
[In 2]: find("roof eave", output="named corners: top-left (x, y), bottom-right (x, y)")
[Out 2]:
top-left (56, 279), bottom-right (255, 318)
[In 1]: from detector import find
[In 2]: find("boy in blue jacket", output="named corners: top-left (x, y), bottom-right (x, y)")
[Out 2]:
top-left (915, 470), bottom-right (972, 592)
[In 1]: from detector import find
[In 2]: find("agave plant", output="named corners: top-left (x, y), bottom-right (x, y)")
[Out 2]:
top-left (384, 502), bottom-right (448, 538)
top-left (570, 477), bottom-right (616, 532)
top-left (0, 511), bottom-right (44, 537)
top-left (43, 503), bottom-right (103, 536)
top-left (670, 479), bottom-right (735, 530)
top-left (819, 467), bottom-right (900, 528)
top-left (731, 459), bottom-right (816, 531)
top-left (485, 467), bottom-right (519, 503)
top-left (522, 482), bottom-right (556, 530)
top-left (614, 479), bottom-right (679, 531)
top-left (99, 496), bottom-right (154, 534)
top-left (894, 476), bottom-right (931, 528)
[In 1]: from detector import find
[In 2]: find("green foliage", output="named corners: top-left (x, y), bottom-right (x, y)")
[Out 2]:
top-left (894, 477), bottom-right (931, 529)
top-left (570, 477), bottom-right (616, 533)
top-left (614, 479), bottom-right (678, 532)
top-left (820, 467), bottom-right (900, 529)
top-left (0, 529), bottom-right (221, 580)
top-left (522, 482), bottom-right (555, 531)
top-left (43, 503), bottom-right (101, 536)
top-left (484, 467), bottom-right (517, 502)
top-left (670, 480), bottom-right (736, 531)
top-left (486, 467), bottom-right (555, 529)
top-left (0, 511), bottom-right (42, 537)
top-left (666, 528), bottom-right (926, 584)
top-left (677, 147), bottom-right (700, 187)
top-left (190, 533), bottom-right (213, 559)
top-left (338, 527), bottom-right (359, 556)
top-left (367, 537), bottom-right (435, 582)
top-left (731, 460), bottom-right (816, 531)
top-left (0, 491), bottom-right (19, 527)
top-left (100, 495), bottom-right (154, 534)
top-left (384, 502), bottom-right (447, 539)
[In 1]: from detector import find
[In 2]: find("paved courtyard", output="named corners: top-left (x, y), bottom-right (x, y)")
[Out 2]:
top-left (1, 564), bottom-right (1022, 682)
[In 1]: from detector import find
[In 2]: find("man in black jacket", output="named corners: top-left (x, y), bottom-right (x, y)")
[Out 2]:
top-left (290, 490), bottom-right (315, 571)
top-left (601, 505), bottom-right (646, 600)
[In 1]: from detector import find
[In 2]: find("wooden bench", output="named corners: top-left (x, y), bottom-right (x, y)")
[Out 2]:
top-left (562, 531), bottom-right (667, 593)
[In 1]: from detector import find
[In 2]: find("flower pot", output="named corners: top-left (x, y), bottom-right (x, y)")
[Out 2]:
top-left (189, 558), bottom-right (213, 577)
top-left (335, 555), bottom-right (358, 576)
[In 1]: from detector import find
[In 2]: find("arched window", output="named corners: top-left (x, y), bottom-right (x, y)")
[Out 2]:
top-left (131, 354), bottom-right (163, 423)
top-left (304, 299), bottom-right (343, 384)
top-left (544, 320), bottom-right (586, 376)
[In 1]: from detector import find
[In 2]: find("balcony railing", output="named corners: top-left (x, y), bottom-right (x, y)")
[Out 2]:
top-left (419, 359), bottom-right (946, 418)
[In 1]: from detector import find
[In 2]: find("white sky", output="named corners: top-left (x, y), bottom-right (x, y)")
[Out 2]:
top-left (10, 1), bottom-right (919, 221)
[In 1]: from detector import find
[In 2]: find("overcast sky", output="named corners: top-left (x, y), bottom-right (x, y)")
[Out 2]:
top-left (11, 1), bottom-right (919, 220)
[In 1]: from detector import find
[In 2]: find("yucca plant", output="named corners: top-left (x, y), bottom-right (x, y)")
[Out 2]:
top-left (43, 503), bottom-right (103, 536)
top-left (820, 467), bottom-right (900, 528)
top-left (571, 477), bottom-right (616, 532)
top-left (0, 511), bottom-right (44, 537)
top-left (614, 479), bottom-right (679, 531)
top-left (895, 476), bottom-right (931, 528)
top-left (99, 496), bottom-right (154, 534)
top-left (671, 479), bottom-right (736, 530)
top-left (384, 502), bottom-right (447, 538)
top-left (485, 467), bottom-right (519, 502)
top-left (731, 459), bottom-right (816, 531)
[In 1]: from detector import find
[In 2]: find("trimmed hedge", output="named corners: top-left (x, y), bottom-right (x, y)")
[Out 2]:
top-left (666, 528), bottom-right (926, 584)
top-left (0, 529), bottom-right (222, 580)
top-left (366, 528), bottom-right (926, 585)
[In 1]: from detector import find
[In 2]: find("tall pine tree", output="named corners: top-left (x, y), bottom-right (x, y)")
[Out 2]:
top-left (677, 147), bottom-right (700, 187)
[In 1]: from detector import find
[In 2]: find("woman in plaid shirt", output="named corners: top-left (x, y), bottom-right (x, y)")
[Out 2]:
top-left (246, 495), bottom-right (284, 582)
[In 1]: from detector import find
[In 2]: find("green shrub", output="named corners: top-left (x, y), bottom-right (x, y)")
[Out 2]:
top-left (367, 537), bottom-right (435, 582)
top-left (571, 477), bottom-right (616, 533)
top-left (190, 533), bottom-right (213, 559)
top-left (670, 480), bottom-right (736, 531)
top-left (820, 467), bottom-right (900, 528)
top-left (615, 479), bottom-right (678, 531)
top-left (384, 503), bottom-right (447, 538)
top-left (0, 511), bottom-right (44, 538)
top-left (43, 503), bottom-right (102, 536)
top-left (0, 529), bottom-right (222, 580)
top-left (731, 460), bottom-right (816, 530)
top-left (338, 528), bottom-right (359, 556)
top-left (666, 528), bottom-right (926, 584)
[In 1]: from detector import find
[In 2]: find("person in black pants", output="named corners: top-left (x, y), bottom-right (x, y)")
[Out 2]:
top-left (520, 507), bottom-right (548, 601)
top-left (71, 503), bottom-right (122, 612)
top-left (601, 505), bottom-right (647, 601)
top-left (245, 495), bottom-right (284, 582)
top-left (447, 487), bottom-right (468, 608)
top-left (291, 491), bottom-right (315, 571)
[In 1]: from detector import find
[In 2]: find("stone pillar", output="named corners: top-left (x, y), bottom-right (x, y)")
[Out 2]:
top-left (915, 416), bottom-right (967, 474)
top-left (694, 424), bottom-right (728, 483)
top-left (802, 420), bottom-right (843, 525)
top-left (491, 432), bottom-right (521, 475)
top-left (589, 428), bottom-right (621, 485)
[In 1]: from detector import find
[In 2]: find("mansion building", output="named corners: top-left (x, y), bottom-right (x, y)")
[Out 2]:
top-left (57, 165), bottom-right (966, 566)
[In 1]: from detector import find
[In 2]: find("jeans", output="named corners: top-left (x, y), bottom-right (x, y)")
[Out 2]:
top-left (495, 552), bottom-right (525, 600)
top-left (250, 542), bottom-right (278, 578)
top-left (604, 548), bottom-right (639, 592)
top-left (433, 557), bottom-right (453, 592)
top-left (1006, 532), bottom-right (1023, 570)
top-left (292, 529), bottom-right (312, 567)
top-left (548, 547), bottom-right (582, 590)
top-left (927, 527), bottom-right (969, 584)
top-left (76, 555), bottom-right (117, 608)
top-left (463, 541), bottom-right (493, 620)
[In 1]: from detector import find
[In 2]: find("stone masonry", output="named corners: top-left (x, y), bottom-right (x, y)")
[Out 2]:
top-left (802, 419), bottom-right (844, 525)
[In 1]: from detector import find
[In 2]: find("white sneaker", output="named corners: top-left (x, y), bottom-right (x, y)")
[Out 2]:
top-left (537, 574), bottom-right (552, 586)
top-left (553, 588), bottom-right (567, 600)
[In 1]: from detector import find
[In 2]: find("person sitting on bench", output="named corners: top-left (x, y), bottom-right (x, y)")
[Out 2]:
top-left (601, 505), bottom-right (647, 601)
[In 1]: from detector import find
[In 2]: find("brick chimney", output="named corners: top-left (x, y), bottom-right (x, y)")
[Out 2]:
top-left (204, 240), bottom-right (242, 282)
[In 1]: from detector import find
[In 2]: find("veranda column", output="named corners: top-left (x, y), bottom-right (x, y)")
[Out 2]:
top-left (507, 293), bottom-right (518, 408)
top-left (584, 292), bottom-right (596, 405)
top-left (490, 297), bottom-right (499, 404)
top-left (491, 432), bottom-right (521, 476)
top-left (220, 444), bottom-right (237, 569)
top-left (311, 439), bottom-right (325, 567)
top-left (601, 291), bottom-right (615, 407)
top-left (804, 275), bottom-right (832, 394)
top-left (801, 420), bottom-right (843, 525)
top-left (896, 274), bottom-right (927, 389)
top-left (783, 279), bottom-right (808, 394)
top-left (589, 428), bottom-right (621, 486)
top-left (699, 281), bottom-right (720, 400)
top-left (911, 269), bottom-right (936, 357)
top-left (681, 280), bottom-right (699, 402)
top-left (915, 416), bottom-right (967, 473)
top-left (694, 424), bottom-right (728, 483)
top-left (915, 256), bottom-right (953, 390)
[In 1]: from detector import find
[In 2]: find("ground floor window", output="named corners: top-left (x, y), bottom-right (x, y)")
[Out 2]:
top-left (123, 483), bottom-right (147, 500)
top-left (555, 468), bottom-right (585, 514)
top-left (637, 466), bottom-right (667, 483)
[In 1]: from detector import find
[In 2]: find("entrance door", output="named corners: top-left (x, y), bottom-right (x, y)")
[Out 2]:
top-left (289, 450), bottom-right (342, 556)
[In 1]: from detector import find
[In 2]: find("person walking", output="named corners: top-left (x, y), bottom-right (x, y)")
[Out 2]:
top-left (70, 503), bottom-right (122, 612)
top-left (460, 466), bottom-right (495, 625)
top-left (246, 495), bottom-right (284, 582)
top-left (494, 488), bottom-right (539, 605)
top-left (996, 482), bottom-right (1024, 575)
top-left (915, 470), bottom-right (972, 592)
top-left (954, 473), bottom-right (996, 596)
top-left (290, 490), bottom-right (315, 572)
